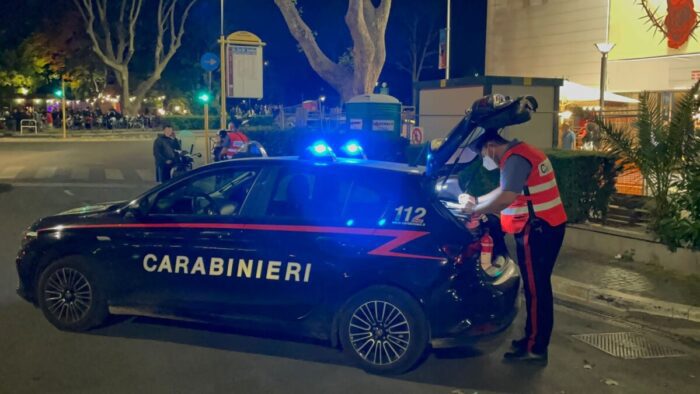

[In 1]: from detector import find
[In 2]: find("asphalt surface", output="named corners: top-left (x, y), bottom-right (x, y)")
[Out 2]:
top-left (0, 141), bottom-right (698, 394)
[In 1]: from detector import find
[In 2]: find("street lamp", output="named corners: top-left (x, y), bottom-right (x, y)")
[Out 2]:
top-left (198, 91), bottom-right (212, 163)
top-left (54, 79), bottom-right (67, 139)
top-left (595, 42), bottom-right (615, 113)
top-left (319, 95), bottom-right (326, 125)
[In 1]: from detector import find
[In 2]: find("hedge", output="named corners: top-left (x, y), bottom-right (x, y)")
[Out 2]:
top-left (545, 150), bottom-right (620, 223)
top-left (162, 115), bottom-right (276, 131)
top-left (162, 115), bottom-right (222, 130)
top-left (417, 148), bottom-right (619, 223)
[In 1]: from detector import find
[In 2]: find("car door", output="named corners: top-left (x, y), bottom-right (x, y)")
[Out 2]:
top-left (108, 166), bottom-right (265, 316)
top-left (232, 163), bottom-right (353, 322)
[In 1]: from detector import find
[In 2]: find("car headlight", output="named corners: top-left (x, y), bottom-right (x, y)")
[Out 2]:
top-left (21, 229), bottom-right (38, 247)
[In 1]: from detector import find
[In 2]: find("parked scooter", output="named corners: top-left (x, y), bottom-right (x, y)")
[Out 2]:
top-left (171, 144), bottom-right (202, 178)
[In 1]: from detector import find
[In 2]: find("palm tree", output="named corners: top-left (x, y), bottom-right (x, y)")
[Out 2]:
top-left (596, 81), bottom-right (699, 236)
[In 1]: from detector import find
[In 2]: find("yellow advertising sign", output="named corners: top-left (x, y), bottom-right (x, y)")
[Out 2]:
top-left (609, 0), bottom-right (700, 60)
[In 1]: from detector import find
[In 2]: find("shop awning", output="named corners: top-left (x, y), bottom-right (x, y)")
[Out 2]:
top-left (560, 81), bottom-right (639, 104)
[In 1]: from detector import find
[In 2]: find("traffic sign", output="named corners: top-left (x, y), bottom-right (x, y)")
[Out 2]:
top-left (411, 127), bottom-right (424, 145)
top-left (200, 53), bottom-right (220, 72)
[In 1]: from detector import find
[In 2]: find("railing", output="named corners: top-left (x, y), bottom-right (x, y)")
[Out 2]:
top-left (598, 110), bottom-right (646, 196)
top-left (20, 119), bottom-right (38, 135)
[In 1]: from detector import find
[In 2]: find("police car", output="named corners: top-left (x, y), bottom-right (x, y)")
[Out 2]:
top-left (16, 95), bottom-right (535, 374)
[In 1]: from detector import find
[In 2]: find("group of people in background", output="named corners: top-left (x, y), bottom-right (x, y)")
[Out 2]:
top-left (1, 107), bottom-right (162, 131)
top-left (560, 121), bottom-right (600, 151)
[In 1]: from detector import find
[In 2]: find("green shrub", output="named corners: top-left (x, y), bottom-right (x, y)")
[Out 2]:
top-left (162, 115), bottom-right (222, 130)
top-left (545, 149), bottom-right (620, 223)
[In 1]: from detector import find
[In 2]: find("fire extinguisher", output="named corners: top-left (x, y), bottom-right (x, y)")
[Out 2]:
top-left (480, 229), bottom-right (494, 268)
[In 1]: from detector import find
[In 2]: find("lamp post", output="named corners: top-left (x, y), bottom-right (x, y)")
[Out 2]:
top-left (595, 42), bottom-right (615, 114)
top-left (219, 0), bottom-right (227, 131)
top-left (198, 92), bottom-right (212, 163)
top-left (54, 80), bottom-right (67, 139)
top-left (446, 0), bottom-right (452, 79)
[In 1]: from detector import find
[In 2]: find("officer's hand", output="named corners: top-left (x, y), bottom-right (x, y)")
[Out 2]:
top-left (462, 202), bottom-right (476, 215)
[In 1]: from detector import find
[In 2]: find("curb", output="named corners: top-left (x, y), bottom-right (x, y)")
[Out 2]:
top-left (552, 275), bottom-right (700, 323)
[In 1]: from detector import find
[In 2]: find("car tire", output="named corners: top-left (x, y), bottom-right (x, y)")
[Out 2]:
top-left (339, 286), bottom-right (429, 375)
top-left (36, 256), bottom-right (108, 332)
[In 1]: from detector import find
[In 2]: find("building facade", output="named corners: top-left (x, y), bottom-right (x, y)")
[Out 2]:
top-left (486, 0), bottom-right (700, 94)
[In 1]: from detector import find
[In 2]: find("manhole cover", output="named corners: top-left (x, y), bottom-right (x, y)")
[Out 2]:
top-left (573, 332), bottom-right (685, 359)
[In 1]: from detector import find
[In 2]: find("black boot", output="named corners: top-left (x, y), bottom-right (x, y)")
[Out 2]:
top-left (511, 338), bottom-right (527, 350)
top-left (503, 347), bottom-right (548, 366)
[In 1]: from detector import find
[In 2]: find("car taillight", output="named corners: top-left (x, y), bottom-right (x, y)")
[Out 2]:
top-left (441, 242), bottom-right (480, 265)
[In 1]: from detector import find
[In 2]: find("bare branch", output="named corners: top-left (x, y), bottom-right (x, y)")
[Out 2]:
top-left (72, 0), bottom-right (122, 70)
top-left (273, 0), bottom-right (349, 88)
top-left (95, 0), bottom-right (116, 60)
top-left (124, 0), bottom-right (142, 64)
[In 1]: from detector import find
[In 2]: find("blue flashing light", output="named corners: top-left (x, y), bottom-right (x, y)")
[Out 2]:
top-left (346, 219), bottom-right (355, 226)
top-left (378, 218), bottom-right (387, 226)
top-left (313, 143), bottom-right (328, 154)
top-left (341, 140), bottom-right (365, 157)
top-left (303, 140), bottom-right (336, 161)
top-left (310, 140), bottom-right (332, 156)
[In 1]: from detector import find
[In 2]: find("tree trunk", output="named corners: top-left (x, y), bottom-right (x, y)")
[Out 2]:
top-left (120, 70), bottom-right (131, 115)
top-left (274, 0), bottom-right (391, 103)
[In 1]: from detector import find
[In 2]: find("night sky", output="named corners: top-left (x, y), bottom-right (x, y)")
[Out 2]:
top-left (0, 0), bottom-right (487, 106)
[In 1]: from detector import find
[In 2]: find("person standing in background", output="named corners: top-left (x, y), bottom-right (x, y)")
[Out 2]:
top-left (561, 123), bottom-right (576, 150)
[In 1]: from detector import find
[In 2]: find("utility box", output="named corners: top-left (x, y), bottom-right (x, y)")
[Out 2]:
top-left (345, 94), bottom-right (401, 136)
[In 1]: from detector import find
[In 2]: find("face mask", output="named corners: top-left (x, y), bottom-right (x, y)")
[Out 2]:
top-left (482, 147), bottom-right (499, 171)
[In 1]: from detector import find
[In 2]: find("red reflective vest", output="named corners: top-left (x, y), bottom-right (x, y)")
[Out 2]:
top-left (499, 142), bottom-right (567, 234)
top-left (226, 131), bottom-right (249, 156)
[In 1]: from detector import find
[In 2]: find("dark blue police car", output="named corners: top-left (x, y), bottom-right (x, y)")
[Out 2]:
top-left (16, 95), bottom-right (536, 374)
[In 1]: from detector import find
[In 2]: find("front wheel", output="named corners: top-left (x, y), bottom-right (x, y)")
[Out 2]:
top-left (36, 256), bottom-right (108, 331)
top-left (339, 286), bottom-right (429, 375)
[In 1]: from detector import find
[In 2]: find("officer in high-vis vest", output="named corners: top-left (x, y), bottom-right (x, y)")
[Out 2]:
top-left (463, 128), bottom-right (567, 366)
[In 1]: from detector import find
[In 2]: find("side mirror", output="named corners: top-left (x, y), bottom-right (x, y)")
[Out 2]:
top-left (123, 199), bottom-right (148, 219)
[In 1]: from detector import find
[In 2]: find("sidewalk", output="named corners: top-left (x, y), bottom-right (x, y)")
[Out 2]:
top-left (552, 247), bottom-right (700, 323)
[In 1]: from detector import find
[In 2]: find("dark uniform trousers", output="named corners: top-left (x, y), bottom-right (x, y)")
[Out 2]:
top-left (514, 220), bottom-right (566, 354)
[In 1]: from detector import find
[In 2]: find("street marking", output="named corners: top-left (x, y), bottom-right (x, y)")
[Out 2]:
top-left (136, 169), bottom-right (154, 181)
top-left (64, 189), bottom-right (75, 196)
top-left (35, 166), bottom-right (58, 179)
top-left (9, 182), bottom-right (154, 189)
top-left (0, 166), bottom-right (23, 179)
top-left (70, 167), bottom-right (90, 180)
top-left (105, 169), bottom-right (125, 181)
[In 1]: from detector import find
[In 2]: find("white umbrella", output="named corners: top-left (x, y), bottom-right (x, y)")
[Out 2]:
top-left (560, 80), bottom-right (639, 104)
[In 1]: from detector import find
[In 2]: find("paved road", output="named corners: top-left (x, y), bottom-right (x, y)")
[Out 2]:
top-left (0, 138), bottom-right (205, 186)
top-left (0, 141), bottom-right (698, 393)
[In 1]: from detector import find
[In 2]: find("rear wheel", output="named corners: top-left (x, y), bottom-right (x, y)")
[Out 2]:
top-left (339, 286), bottom-right (429, 375)
top-left (36, 256), bottom-right (108, 331)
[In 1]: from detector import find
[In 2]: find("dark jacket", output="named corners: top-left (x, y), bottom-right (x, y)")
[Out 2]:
top-left (153, 134), bottom-right (177, 167)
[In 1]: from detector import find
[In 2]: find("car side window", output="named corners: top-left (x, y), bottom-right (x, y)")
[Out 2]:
top-left (265, 167), bottom-right (351, 222)
top-left (149, 168), bottom-right (260, 216)
top-left (342, 173), bottom-right (416, 226)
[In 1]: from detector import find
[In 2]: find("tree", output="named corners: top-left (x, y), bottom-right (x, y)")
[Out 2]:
top-left (274, 0), bottom-right (392, 102)
top-left (22, 11), bottom-right (108, 99)
top-left (73, 0), bottom-right (198, 114)
top-left (596, 81), bottom-right (700, 250)
top-left (393, 4), bottom-right (439, 107)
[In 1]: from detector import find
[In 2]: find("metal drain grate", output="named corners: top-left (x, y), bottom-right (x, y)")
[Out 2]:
top-left (573, 332), bottom-right (685, 359)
